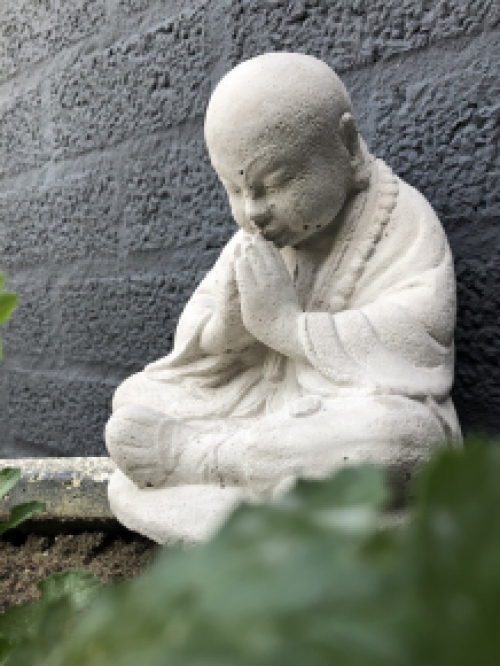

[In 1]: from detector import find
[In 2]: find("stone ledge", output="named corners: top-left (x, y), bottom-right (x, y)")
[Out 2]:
top-left (0, 457), bottom-right (409, 534)
top-left (0, 457), bottom-right (115, 522)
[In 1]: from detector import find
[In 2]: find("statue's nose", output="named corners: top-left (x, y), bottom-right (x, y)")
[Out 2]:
top-left (244, 196), bottom-right (272, 229)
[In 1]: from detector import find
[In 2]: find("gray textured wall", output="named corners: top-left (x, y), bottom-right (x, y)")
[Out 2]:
top-left (0, 0), bottom-right (498, 457)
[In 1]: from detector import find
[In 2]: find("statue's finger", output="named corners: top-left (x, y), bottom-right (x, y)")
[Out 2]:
top-left (235, 255), bottom-right (257, 290)
top-left (259, 242), bottom-right (283, 277)
top-left (222, 270), bottom-right (239, 301)
top-left (244, 242), bottom-right (269, 278)
top-left (255, 234), bottom-right (285, 272)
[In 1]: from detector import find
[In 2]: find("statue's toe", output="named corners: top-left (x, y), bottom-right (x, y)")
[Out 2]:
top-left (105, 404), bottom-right (167, 488)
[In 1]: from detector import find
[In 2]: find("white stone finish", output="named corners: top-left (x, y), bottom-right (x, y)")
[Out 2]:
top-left (108, 471), bottom-right (243, 546)
top-left (105, 53), bottom-right (461, 544)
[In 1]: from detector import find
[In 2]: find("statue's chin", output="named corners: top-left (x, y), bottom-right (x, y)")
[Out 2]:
top-left (261, 227), bottom-right (288, 245)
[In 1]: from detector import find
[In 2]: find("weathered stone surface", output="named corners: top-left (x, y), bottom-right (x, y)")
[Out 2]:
top-left (51, 7), bottom-right (210, 156)
top-left (0, 2), bottom-right (498, 460)
top-left (365, 38), bottom-right (500, 435)
top-left (117, 0), bottom-right (166, 17)
top-left (123, 137), bottom-right (234, 259)
top-left (2, 275), bottom-right (53, 357)
top-left (5, 370), bottom-right (114, 456)
top-left (0, 86), bottom-right (46, 177)
top-left (370, 52), bottom-right (500, 226)
top-left (0, 457), bottom-right (114, 520)
top-left (60, 274), bottom-right (200, 368)
top-left (228, 0), bottom-right (500, 71)
top-left (0, 167), bottom-right (120, 268)
top-left (0, 0), bottom-right (106, 83)
top-left (454, 258), bottom-right (500, 435)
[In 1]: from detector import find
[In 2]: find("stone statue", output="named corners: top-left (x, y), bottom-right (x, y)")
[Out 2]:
top-left (105, 53), bottom-right (461, 544)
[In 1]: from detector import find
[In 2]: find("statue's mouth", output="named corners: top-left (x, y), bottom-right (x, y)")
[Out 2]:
top-left (262, 227), bottom-right (290, 247)
top-left (261, 227), bottom-right (281, 240)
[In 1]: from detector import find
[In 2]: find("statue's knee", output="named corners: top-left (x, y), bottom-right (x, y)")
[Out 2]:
top-left (105, 405), bottom-right (167, 488)
top-left (381, 396), bottom-right (446, 450)
top-left (105, 405), bottom-right (140, 458)
top-left (105, 410), bottom-right (125, 459)
top-left (112, 373), bottom-right (143, 412)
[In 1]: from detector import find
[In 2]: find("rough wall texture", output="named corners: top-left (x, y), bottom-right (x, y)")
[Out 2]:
top-left (0, 0), bottom-right (498, 457)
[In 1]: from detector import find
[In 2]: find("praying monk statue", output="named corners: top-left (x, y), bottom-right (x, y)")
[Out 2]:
top-left (105, 53), bottom-right (461, 544)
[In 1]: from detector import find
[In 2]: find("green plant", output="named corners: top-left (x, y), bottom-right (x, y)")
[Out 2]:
top-left (0, 272), bottom-right (18, 361)
top-left (1, 440), bottom-right (500, 665)
top-left (0, 570), bottom-right (102, 663)
top-left (0, 468), bottom-right (46, 535)
top-left (0, 468), bottom-right (50, 659)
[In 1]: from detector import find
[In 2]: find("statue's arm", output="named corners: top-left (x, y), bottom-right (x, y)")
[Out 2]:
top-left (298, 192), bottom-right (456, 399)
top-left (174, 231), bottom-right (255, 357)
top-left (299, 285), bottom-right (454, 400)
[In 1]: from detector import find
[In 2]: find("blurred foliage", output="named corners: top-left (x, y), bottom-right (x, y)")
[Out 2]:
top-left (1, 441), bottom-right (500, 665)
top-left (0, 272), bottom-right (17, 360)
top-left (0, 571), bottom-right (102, 662)
top-left (0, 468), bottom-right (45, 535)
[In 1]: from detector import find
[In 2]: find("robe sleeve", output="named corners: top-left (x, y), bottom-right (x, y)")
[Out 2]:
top-left (145, 232), bottom-right (246, 376)
top-left (298, 184), bottom-right (456, 401)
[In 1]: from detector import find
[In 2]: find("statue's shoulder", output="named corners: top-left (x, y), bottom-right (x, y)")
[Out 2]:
top-left (390, 170), bottom-right (445, 237)
top-left (224, 229), bottom-right (246, 250)
top-left (215, 230), bottom-right (246, 264)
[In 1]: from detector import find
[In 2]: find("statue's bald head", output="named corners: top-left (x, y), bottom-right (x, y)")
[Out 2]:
top-left (205, 52), bottom-right (356, 161)
top-left (204, 53), bottom-right (370, 246)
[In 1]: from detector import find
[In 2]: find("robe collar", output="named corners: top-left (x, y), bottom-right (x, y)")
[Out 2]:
top-left (305, 158), bottom-right (399, 313)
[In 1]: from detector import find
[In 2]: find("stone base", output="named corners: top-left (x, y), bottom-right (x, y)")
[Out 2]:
top-left (108, 470), bottom-right (244, 545)
top-left (0, 457), bottom-right (114, 521)
top-left (0, 457), bottom-right (410, 545)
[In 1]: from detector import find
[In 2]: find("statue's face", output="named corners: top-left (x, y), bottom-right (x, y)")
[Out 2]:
top-left (207, 127), bottom-right (353, 249)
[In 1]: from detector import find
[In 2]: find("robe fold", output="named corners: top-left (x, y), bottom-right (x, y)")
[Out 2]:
top-left (114, 159), bottom-right (461, 442)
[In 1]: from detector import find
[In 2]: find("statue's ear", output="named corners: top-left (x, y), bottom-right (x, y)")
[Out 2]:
top-left (339, 112), bottom-right (360, 160)
top-left (339, 112), bottom-right (370, 190)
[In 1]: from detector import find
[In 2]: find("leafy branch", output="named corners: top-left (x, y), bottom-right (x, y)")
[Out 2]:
top-left (0, 468), bottom-right (46, 536)
top-left (0, 441), bottom-right (500, 665)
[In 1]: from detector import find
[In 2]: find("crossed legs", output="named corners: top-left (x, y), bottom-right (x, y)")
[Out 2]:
top-left (105, 393), bottom-right (446, 497)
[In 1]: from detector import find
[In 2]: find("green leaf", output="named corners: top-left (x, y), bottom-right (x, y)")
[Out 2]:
top-left (0, 602), bottom-right (42, 648)
top-left (38, 571), bottom-right (103, 611)
top-left (0, 501), bottom-right (45, 535)
top-left (4, 443), bottom-right (500, 666)
top-left (0, 572), bottom-right (102, 657)
top-left (0, 273), bottom-right (5, 291)
top-left (403, 442), bottom-right (500, 666)
top-left (0, 636), bottom-right (11, 664)
top-left (0, 292), bottom-right (17, 325)
top-left (15, 465), bottom-right (398, 666)
top-left (0, 468), bottom-right (21, 501)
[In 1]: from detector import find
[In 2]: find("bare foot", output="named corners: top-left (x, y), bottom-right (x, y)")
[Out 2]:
top-left (105, 404), bottom-right (178, 488)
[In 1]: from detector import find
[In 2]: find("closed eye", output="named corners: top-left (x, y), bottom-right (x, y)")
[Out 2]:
top-left (262, 170), bottom-right (294, 190)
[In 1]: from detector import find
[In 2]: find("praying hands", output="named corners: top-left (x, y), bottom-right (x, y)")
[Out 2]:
top-left (235, 234), bottom-right (305, 361)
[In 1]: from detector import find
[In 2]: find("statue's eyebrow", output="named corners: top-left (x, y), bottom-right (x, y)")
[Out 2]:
top-left (245, 156), bottom-right (289, 184)
top-left (261, 166), bottom-right (293, 184)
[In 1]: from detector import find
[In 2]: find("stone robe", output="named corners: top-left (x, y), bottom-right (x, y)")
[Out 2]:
top-left (109, 158), bottom-right (461, 543)
top-left (115, 158), bottom-right (460, 440)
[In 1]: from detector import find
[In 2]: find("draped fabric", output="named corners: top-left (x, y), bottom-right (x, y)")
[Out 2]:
top-left (122, 159), bottom-right (459, 439)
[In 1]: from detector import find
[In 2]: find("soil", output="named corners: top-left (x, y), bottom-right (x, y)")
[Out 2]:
top-left (0, 526), bottom-right (158, 612)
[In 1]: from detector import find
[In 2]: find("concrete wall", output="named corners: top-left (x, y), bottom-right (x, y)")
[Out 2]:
top-left (0, 0), bottom-right (498, 457)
